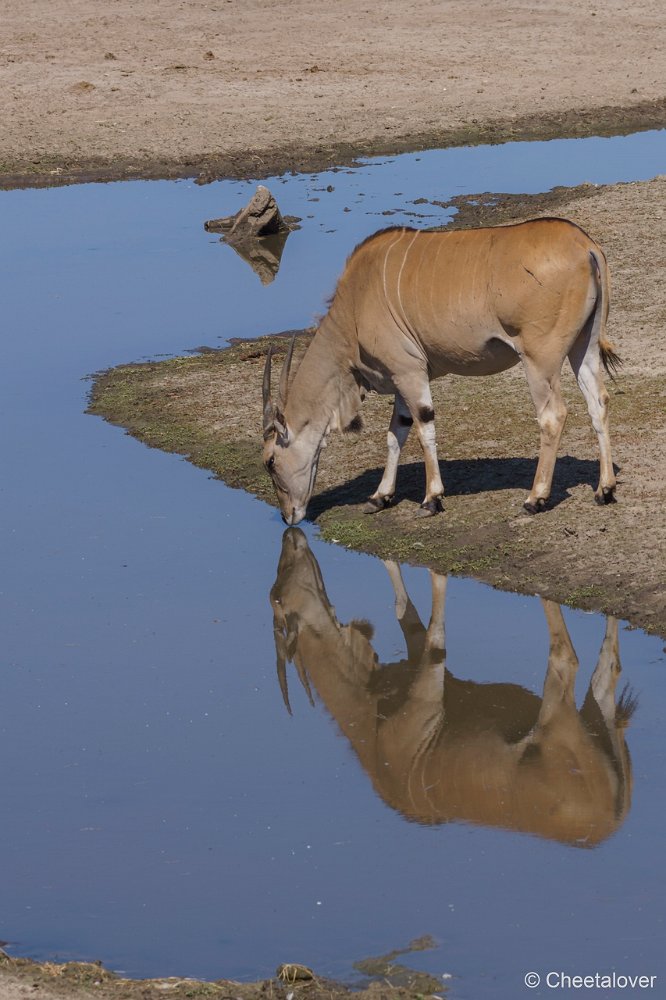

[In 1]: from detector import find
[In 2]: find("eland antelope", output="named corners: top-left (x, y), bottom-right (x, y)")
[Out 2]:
top-left (270, 529), bottom-right (635, 845)
top-left (262, 219), bottom-right (620, 524)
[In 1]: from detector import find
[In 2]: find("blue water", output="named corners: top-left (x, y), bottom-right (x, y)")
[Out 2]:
top-left (0, 130), bottom-right (665, 999)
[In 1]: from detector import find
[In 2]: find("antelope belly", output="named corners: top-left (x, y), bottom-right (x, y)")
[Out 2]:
top-left (428, 334), bottom-right (520, 377)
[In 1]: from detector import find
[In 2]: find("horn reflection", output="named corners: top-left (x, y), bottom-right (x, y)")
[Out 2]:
top-left (270, 529), bottom-right (635, 847)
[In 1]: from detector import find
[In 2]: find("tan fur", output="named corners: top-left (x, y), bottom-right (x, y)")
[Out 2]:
top-left (263, 218), bottom-right (618, 523)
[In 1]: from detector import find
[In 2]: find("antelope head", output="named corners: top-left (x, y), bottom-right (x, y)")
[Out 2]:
top-left (262, 338), bottom-right (325, 525)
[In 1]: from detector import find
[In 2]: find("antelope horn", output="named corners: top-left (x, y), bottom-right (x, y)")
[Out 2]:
top-left (274, 627), bottom-right (292, 715)
top-left (263, 347), bottom-right (275, 435)
top-left (277, 335), bottom-right (296, 410)
top-left (295, 660), bottom-right (315, 708)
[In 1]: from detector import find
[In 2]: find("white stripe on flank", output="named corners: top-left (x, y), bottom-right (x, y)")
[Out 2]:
top-left (429, 238), bottom-right (444, 329)
top-left (382, 230), bottom-right (407, 307)
top-left (396, 231), bottom-right (419, 328)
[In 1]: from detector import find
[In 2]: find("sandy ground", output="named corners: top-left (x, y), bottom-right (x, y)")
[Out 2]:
top-left (2, 0), bottom-right (665, 184)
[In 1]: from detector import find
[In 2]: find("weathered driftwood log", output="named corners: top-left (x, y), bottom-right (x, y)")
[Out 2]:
top-left (204, 185), bottom-right (300, 238)
top-left (204, 185), bottom-right (300, 284)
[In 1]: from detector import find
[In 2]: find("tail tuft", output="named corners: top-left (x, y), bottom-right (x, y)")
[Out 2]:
top-left (616, 683), bottom-right (638, 728)
top-left (600, 339), bottom-right (622, 379)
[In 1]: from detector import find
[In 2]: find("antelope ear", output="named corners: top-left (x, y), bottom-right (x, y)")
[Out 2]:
top-left (274, 408), bottom-right (289, 443)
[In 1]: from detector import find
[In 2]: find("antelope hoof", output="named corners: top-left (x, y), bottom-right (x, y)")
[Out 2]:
top-left (418, 497), bottom-right (443, 517)
top-left (364, 496), bottom-right (392, 514)
top-left (523, 497), bottom-right (546, 515)
top-left (595, 486), bottom-right (617, 506)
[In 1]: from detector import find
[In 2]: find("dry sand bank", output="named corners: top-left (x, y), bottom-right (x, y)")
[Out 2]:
top-left (2, 0), bottom-right (665, 185)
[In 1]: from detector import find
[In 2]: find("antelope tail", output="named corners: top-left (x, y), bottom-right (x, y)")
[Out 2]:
top-left (616, 683), bottom-right (639, 729)
top-left (590, 248), bottom-right (622, 379)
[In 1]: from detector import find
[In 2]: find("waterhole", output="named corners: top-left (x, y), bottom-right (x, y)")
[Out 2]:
top-left (0, 129), bottom-right (664, 998)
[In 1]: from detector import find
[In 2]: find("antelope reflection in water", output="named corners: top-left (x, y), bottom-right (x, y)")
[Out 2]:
top-left (270, 529), bottom-right (636, 846)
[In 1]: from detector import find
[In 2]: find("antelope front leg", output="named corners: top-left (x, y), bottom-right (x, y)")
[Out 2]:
top-left (391, 376), bottom-right (444, 516)
top-left (408, 571), bottom-right (448, 702)
top-left (413, 396), bottom-right (445, 516)
top-left (366, 393), bottom-right (412, 512)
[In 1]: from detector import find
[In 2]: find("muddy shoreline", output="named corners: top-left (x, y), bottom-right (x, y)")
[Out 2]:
top-left (2, 99), bottom-right (665, 190)
top-left (0, 948), bottom-right (442, 1000)
top-left (0, 935), bottom-right (446, 999)
top-left (88, 177), bottom-right (666, 638)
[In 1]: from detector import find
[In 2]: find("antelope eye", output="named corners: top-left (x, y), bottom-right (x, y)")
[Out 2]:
top-left (266, 456), bottom-right (275, 471)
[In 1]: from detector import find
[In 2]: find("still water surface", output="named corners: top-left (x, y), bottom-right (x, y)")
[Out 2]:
top-left (1, 130), bottom-right (665, 999)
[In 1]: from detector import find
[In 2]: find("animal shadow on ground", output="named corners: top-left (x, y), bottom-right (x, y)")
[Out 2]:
top-left (308, 455), bottom-right (606, 519)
